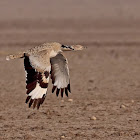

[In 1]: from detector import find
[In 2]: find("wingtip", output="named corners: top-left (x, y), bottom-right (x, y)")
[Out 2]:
top-left (29, 99), bottom-right (33, 108)
top-left (61, 88), bottom-right (64, 97)
top-left (52, 86), bottom-right (56, 93)
top-left (56, 88), bottom-right (60, 97)
top-left (25, 96), bottom-right (31, 104)
top-left (37, 99), bottom-right (41, 109)
top-left (67, 84), bottom-right (71, 93)
top-left (65, 88), bottom-right (68, 97)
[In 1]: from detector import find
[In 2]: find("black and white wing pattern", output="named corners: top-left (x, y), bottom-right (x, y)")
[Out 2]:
top-left (50, 53), bottom-right (71, 97)
top-left (24, 54), bottom-right (50, 109)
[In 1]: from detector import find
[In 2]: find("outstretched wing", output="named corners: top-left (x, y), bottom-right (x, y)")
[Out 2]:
top-left (50, 53), bottom-right (71, 97)
top-left (24, 54), bottom-right (50, 109)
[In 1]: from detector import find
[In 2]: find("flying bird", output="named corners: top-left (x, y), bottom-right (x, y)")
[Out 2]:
top-left (6, 42), bottom-right (85, 109)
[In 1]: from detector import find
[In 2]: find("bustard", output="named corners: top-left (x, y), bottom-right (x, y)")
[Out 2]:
top-left (6, 42), bottom-right (85, 109)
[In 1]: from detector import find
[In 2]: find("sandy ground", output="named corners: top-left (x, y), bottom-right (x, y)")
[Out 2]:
top-left (0, 1), bottom-right (140, 140)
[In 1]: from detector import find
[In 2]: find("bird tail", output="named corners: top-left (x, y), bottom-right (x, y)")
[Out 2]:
top-left (6, 52), bottom-right (24, 61)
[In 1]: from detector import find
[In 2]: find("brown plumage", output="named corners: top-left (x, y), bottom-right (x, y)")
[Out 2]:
top-left (6, 42), bottom-right (85, 109)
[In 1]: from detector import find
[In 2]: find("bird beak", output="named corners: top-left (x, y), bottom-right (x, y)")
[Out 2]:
top-left (71, 45), bottom-right (86, 50)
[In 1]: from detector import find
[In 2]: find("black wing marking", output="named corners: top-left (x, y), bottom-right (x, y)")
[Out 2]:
top-left (50, 53), bottom-right (71, 97)
top-left (24, 55), bottom-right (49, 109)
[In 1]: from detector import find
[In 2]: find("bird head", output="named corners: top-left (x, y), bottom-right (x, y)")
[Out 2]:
top-left (51, 42), bottom-right (86, 52)
top-left (61, 44), bottom-right (86, 51)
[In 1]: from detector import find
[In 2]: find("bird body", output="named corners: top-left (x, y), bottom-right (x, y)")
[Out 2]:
top-left (6, 42), bottom-right (85, 109)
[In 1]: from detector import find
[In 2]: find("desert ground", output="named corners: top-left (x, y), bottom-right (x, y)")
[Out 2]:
top-left (0, 1), bottom-right (140, 140)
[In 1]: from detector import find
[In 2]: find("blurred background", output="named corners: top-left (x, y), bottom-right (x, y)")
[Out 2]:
top-left (1, 1), bottom-right (140, 139)
top-left (0, 0), bottom-right (140, 48)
